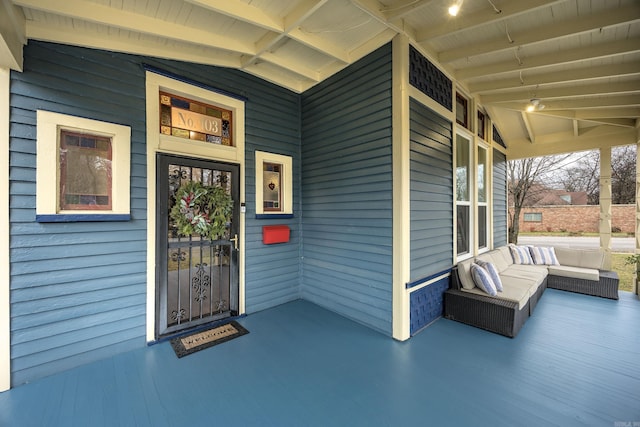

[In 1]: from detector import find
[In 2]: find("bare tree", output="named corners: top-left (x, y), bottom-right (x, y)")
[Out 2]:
top-left (612, 144), bottom-right (636, 204)
top-left (508, 155), bottom-right (571, 243)
top-left (557, 151), bottom-right (600, 204)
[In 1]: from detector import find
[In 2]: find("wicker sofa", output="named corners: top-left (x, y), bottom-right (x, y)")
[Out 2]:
top-left (444, 246), bottom-right (619, 338)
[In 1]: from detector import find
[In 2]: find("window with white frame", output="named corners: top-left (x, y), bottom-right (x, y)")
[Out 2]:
top-left (477, 145), bottom-right (488, 250)
top-left (456, 133), bottom-right (472, 256)
top-left (36, 110), bottom-right (131, 221)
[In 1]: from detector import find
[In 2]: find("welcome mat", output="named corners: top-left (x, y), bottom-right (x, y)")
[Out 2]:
top-left (170, 321), bottom-right (249, 358)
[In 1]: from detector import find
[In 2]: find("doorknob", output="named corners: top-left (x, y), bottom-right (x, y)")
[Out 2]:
top-left (230, 234), bottom-right (238, 250)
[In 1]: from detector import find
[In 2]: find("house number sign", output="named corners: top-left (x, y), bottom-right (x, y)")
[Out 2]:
top-left (160, 92), bottom-right (232, 145)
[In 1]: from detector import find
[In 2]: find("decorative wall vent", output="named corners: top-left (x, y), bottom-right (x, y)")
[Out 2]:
top-left (409, 45), bottom-right (452, 111)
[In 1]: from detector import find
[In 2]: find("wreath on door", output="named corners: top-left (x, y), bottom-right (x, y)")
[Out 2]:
top-left (170, 181), bottom-right (233, 240)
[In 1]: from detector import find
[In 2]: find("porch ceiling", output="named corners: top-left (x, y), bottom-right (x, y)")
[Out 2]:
top-left (2, 0), bottom-right (639, 156)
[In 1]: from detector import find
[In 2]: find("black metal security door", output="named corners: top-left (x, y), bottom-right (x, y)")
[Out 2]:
top-left (156, 154), bottom-right (240, 338)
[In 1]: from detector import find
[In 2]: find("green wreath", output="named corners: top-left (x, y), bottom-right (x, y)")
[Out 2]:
top-left (170, 181), bottom-right (233, 240)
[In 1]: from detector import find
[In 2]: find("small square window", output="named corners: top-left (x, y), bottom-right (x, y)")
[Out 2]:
top-left (59, 130), bottom-right (113, 211)
top-left (36, 111), bottom-right (131, 222)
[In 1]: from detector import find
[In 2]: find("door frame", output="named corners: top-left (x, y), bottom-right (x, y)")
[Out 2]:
top-left (145, 71), bottom-right (246, 343)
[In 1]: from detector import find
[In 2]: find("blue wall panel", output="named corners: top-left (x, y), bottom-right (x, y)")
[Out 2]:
top-left (409, 276), bottom-right (450, 335)
top-left (9, 41), bottom-right (301, 385)
top-left (409, 98), bottom-right (453, 282)
top-left (493, 149), bottom-right (508, 247)
top-left (300, 44), bottom-right (393, 335)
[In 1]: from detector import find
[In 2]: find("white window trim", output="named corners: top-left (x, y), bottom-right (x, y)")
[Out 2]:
top-left (455, 131), bottom-right (474, 260)
top-left (477, 144), bottom-right (489, 251)
top-left (145, 71), bottom-right (246, 343)
top-left (36, 110), bottom-right (131, 219)
top-left (255, 151), bottom-right (293, 216)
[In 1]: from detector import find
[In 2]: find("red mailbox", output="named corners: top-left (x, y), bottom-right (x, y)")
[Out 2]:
top-left (262, 225), bottom-right (290, 244)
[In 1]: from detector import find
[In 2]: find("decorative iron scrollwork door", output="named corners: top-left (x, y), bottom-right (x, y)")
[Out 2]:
top-left (156, 154), bottom-right (239, 338)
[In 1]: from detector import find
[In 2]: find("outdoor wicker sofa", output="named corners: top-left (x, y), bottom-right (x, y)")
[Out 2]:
top-left (444, 245), bottom-right (619, 338)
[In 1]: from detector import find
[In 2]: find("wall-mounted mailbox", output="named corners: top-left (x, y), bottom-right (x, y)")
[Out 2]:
top-left (262, 225), bottom-right (290, 244)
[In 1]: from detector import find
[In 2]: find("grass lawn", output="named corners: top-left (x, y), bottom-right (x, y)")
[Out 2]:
top-left (612, 253), bottom-right (636, 293)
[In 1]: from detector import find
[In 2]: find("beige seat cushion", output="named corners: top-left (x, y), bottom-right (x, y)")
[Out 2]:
top-left (476, 250), bottom-right (510, 273)
top-left (547, 265), bottom-right (599, 282)
top-left (461, 279), bottom-right (532, 310)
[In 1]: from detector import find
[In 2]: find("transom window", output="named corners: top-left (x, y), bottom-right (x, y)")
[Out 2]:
top-left (456, 93), bottom-right (469, 129)
top-left (160, 92), bottom-right (233, 146)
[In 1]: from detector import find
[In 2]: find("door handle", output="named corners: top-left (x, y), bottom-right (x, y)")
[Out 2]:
top-left (230, 234), bottom-right (238, 251)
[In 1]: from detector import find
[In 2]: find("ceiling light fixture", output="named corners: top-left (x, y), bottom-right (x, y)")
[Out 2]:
top-left (448, 0), bottom-right (463, 16)
top-left (526, 98), bottom-right (545, 112)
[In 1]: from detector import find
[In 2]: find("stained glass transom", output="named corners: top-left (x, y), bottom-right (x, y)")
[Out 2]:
top-left (160, 92), bottom-right (233, 146)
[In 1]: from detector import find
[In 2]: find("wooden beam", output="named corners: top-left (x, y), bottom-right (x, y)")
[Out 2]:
top-left (15, 0), bottom-right (255, 55)
top-left (416, 0), bottom-right (563, 42)
top-left (456, 38), bottom-right (640, 80)
top-left (479, 81), bottom-right (640, 104)
top-left (521, 112), bottom-right (536, 143)
top-left (468, 62), bottom-right (640, 93)
top-left (0, 0), bottom-right (25, 70)
top-left (488, 95), bottom-right (640, 112)
top-left (439, 4), bottom-right (640, 63)
top-left (185, 0), bottom-right (282, 32)
top-left (382, 0), bottom-right (437, 20)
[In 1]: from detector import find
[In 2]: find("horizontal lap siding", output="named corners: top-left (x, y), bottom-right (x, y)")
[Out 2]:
top-left (9, 42), bottom-right (148, 386)
top-left (301, 44), bottom-right (393, 335)
top-left (493, 149), bottom-right (508, 247)
top-left (409, 99), bottom-right (453, 282)
top-left (9, 41), bottom-right (300, 385)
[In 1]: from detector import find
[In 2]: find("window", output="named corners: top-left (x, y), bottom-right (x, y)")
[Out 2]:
top-left (59, 130), bottom-right (112, 210)
top-left (477, 111), bottom-right (486, 140)
top-left (456, 133), bottom-right (471, 256)
top-left (524, 213), bottom-right (542, 222)
top-left (159, 92), bottom-right (233, 146)
top-left (477, 146), bottom-right (488, 249)
top-left (255, 151), bottom-right (293, 217)
top-left (456, 93), bottom-right (469, 129)
top-left (36, 111), bottom-right (131, 221)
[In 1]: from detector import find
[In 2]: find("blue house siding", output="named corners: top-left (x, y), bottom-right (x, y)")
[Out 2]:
top-left (409, 98), bottom-right (453, 282)
top-left (493, 149), bottom-right (508, 247)
top-left (9, 41), bottom-right (301, 386)
top-left (300, 44), bottom-right (393, 335)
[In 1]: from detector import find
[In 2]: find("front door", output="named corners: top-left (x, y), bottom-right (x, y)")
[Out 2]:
top-left (156, 154), bottom-right (240, 338)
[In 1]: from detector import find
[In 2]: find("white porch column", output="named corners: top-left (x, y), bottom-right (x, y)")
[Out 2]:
top-left (599, 147), bottom-right (612, 270)
top-left (0, 67), bottom-right (10, 392)
top-left (636, 123), bottom-right (640, 295)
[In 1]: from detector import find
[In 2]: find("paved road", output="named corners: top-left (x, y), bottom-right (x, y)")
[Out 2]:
top-left (516, 235), bottom-right (635, 253)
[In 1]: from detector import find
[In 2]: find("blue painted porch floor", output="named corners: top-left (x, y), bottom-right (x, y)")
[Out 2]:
top-left (1, 289), bottom-right (639, 427)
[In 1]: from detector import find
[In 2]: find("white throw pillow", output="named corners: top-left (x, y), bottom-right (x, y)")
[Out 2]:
top-left (509, 244), bottom-right (533, 265)
top-left (475, 260), bottom-right (503, 292)
top-left (470, 263), bottom-right (498, 296)
top-left (529, 246), bottom-right (559, 265)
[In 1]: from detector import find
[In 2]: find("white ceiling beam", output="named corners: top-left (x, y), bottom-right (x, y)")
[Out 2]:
top-left (506, 126), bottom-right (637, 160)
top-left (439, 4), bottom-right (640, 63)
top-left (0, 0), bottom-right (25, 70)
top-left (491, 95), bottom-right (640, 112)
top-left (457, 38), bottom-right (640, 80)
top-left (520, 112), bottom-right (536, 143)
top-left (350, 0), bottom-right (407, 34)
top-left (480, 81), bottom-right (640, 104)
top-left (185, 0), bottom-right (283, 32)
top-left (526, 110), bottom-right (636, 128)
top-left (15, 0), bottom-right (255, 55)
top-left (25, 21), bottom-right (241, 69)
top-left (416, 0), bottom-right (563, 42)
top-left (468, 62), bottom-right (640, 93)
top-left (288, 27), bottom-right (351, 63)
top-left (382, 0), bottom-right (437, 20)
top-left (256, 52), bottom-right (320, 82)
